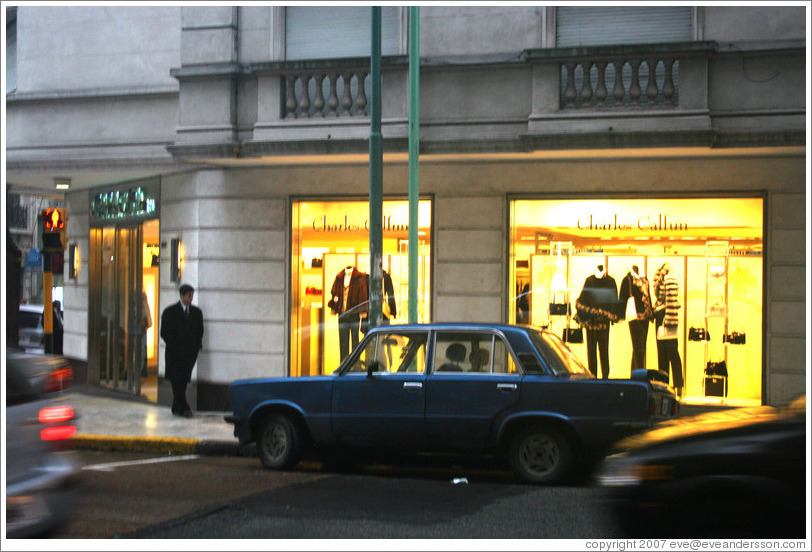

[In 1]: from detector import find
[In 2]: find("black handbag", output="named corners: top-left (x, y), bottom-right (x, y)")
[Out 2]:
top-left (562, 326), bottom-right (583, 344)
top-left (704, 358), bottom-right (728, 377)
top-left (724, 331), bottom-right (746, 345)
top-left (550, 303), bottom-right (569, 316)
top-left (704, 376), bottom-right (727, 397)
top-left (688, 323), bottom-right (710, 342)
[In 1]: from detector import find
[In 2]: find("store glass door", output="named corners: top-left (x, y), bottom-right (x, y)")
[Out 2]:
top-left (96, 225), bottom-right (143, 395)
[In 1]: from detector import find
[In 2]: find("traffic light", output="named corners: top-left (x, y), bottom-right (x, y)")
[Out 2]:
top-left (41, 208), bottom-right (67, 251)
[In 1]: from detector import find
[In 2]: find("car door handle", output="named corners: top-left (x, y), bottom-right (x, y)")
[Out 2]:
top-left (403, 382), bottom-right (423, 390)
top-left (497, 383), bottom-right (518, 392)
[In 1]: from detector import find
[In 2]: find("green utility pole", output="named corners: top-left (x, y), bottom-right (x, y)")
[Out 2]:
top-left (368, 6), bottom-right (383, 329)
top-left (408, 6), bottom-right (420, 323)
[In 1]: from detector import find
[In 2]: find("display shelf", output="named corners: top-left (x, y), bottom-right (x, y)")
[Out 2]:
top-left (703, 241), bottom-right (730, 399)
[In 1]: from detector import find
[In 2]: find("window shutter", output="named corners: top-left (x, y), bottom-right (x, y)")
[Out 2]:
top-left (286, 7), bottom-right (399, 60)
top-left (556, 6), bottom-right (691, 47)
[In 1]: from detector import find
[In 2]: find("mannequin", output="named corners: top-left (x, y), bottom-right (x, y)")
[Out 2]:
top-left (653, 262), bottom-right (683, 394)
top-left (618, 265), bottom-right (654, 371)
top-left (363, 269), bottom-right (398, 326)
top-left (328, 266), bottom-right (369, 361)
top-left (575, 263), bottom-right (618, 378)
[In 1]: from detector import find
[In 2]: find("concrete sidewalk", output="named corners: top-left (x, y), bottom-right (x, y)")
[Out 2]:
top-left (68, 387), bottom-right (253, 457)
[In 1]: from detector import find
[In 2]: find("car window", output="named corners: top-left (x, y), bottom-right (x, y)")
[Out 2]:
top-left (529, 329), bottom-right (591, 376)
top-left (345, 331), bottom-right (428, 374)
top-left (433, 332), bottom-right (518, 374)
top-left (19, 311), bottom-right (42, 329)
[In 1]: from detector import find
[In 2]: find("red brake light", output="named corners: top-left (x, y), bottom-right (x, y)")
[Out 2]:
top-left (41, 426), bottom-right (77, 441)
top-left (39, 405), bottom-right (75, 423)
top-left (44, 366), bottom-right (73, 393)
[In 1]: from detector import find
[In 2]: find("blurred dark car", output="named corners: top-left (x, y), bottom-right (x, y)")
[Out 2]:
top-left (596, 395), bottom-right (807, 538)
top-left (227, 323), bottom-right (678, 484)
top-left (5, 349), bottom-right (79, 538)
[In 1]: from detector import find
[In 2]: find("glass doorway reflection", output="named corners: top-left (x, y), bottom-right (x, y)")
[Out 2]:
top-left (89, 220), bottom-right (159, 400)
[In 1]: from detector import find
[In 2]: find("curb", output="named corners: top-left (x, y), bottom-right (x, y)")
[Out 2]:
top-left (71, 434), bottom-right (256, 457)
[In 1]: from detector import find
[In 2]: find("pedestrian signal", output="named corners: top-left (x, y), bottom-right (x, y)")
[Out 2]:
top-left (41, 208), bottom-right (67, 251)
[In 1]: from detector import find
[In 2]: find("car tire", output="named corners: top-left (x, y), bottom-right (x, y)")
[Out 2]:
top-left (257, 413), bottom-right (301, 470)
top-left (508, 425), bottom-right (573, 484)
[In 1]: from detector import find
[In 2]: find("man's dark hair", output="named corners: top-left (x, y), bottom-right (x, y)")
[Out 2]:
top-left (179, 284), bottom-right (194, 296)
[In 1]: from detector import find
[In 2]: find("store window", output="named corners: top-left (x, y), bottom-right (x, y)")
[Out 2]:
top-left (509, 197), bottom-right (763, 407)
top-left (291, 198), bottom-right (432, 377)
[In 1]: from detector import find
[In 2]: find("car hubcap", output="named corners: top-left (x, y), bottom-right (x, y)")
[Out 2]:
top-left (520, 434), bottom-right (559, 475)
top-left (264, 422), bottom-right (287, 460)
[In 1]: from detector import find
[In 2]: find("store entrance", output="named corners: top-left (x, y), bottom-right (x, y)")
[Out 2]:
top-left (89, 220), bottom-right (159, 400)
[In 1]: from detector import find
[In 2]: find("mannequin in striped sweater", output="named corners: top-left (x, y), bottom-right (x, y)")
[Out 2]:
top-left (653, 262), bottom-right (684, 394)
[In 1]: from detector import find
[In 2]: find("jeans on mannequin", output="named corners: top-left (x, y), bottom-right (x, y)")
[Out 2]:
top-left (338, 312), bottom-right (361, 361)
top-left (654, 317), bottom-right (684, 390)
top-left (628, 319), bottom-right (649, 370)
top-left (586, 328), bottom-right (610, 379)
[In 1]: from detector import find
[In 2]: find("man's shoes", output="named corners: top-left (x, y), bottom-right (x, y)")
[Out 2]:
top-left (171, 408), bottom-right (193, 418)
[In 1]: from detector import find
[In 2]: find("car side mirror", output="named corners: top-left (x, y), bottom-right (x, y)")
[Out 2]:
top-left (366, 361), bottom-right (381, 378)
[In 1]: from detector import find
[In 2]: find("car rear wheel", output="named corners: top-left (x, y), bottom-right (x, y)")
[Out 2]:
top-left (257, 413), bottom-right (301, 470)
top-left (508, 425), bottom-right (573, 484)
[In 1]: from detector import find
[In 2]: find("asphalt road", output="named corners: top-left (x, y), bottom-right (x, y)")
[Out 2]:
top-left (53, 449), bottom-right (621, 540)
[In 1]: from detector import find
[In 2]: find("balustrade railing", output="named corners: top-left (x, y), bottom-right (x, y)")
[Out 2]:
top-left (282, 70), bottom-right (370, 119)
top-left (560, 56), bottom-right (679, 109)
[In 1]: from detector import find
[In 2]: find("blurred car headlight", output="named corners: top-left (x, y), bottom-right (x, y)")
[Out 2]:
top-left (598, 455), bottom-right (674, 487)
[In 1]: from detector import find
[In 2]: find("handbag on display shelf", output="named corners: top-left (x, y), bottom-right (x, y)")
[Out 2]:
top-left (704, 356), bottom-right (728, 377)
top-left (704, 375), bottom-right (727, 397)
top-left (709, 265), bottom-right (726, 279)
top-left (708, 294), bottom-right (726, 317)
top-left (724, 330), bottom-right (746, 345)
top-left (688, 321), bottom-right (710, 342)
top-left (549, 292), bottom-right (570, 316)
top-left (562, 325), bottom-right (583, 344)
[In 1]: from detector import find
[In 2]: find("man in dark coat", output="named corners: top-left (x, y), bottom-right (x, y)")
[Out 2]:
top-left (160, 284), bottom-right (204, 417)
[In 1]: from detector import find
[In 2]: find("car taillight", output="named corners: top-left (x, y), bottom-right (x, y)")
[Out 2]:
top-left (39, 405), bottom-right (74, 423)
top-left (39, 405), bottom-right (77, 442)
top-left (44, 366), bottom-right (73, 393)
top-left (41, 426), bottom-right (77, 441)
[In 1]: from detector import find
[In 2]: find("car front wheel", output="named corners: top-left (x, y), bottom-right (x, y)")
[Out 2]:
top-left (257, 413), bottom-right (301, 470)
top-left (508, 425), bottom-right (573, 484)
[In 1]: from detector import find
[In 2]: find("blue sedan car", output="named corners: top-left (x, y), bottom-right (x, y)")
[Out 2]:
top-left (226, 324), bottom-right (678, 484)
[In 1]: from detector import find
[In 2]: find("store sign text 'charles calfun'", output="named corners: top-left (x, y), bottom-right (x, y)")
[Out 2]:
top-left (312, 214), bottom-right (409, 233)
top-left (577, 213), bottom-right (688, 232)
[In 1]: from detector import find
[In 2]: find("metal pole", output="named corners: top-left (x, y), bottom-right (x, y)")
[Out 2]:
top-left (368, 6), bottom-right (383, 329)
top-left (407, 6), bottom-right (420, 323)
top-left (43, 252), bottom-right (54, 353)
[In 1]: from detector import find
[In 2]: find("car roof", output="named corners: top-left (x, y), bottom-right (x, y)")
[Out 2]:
top-left (366, 322), bottom-right (532, 334)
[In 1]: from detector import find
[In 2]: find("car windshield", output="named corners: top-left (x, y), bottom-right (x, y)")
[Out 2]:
top-left (528, 329), bottom-right (592, 376)
top-left (19, 311), bottom-right (42, 329)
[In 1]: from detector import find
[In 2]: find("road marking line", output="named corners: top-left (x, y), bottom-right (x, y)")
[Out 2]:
top-left (82, 454), bottom-right (200, 471)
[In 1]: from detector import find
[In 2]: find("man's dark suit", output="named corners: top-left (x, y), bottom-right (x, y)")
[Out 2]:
top-left (160, 301), bottom-right (204, 414)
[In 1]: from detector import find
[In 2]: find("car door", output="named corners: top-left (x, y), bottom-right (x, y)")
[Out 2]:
top-left (331, 329), bottom-right (428, 448)
top-left (425, 330), bottom-right (522, 450)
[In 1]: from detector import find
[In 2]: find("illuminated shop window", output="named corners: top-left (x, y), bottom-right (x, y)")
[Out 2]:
top-left (509, 198), bottom-right (763, 407)
top-left (291, 198), bottom-right (432, 377)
